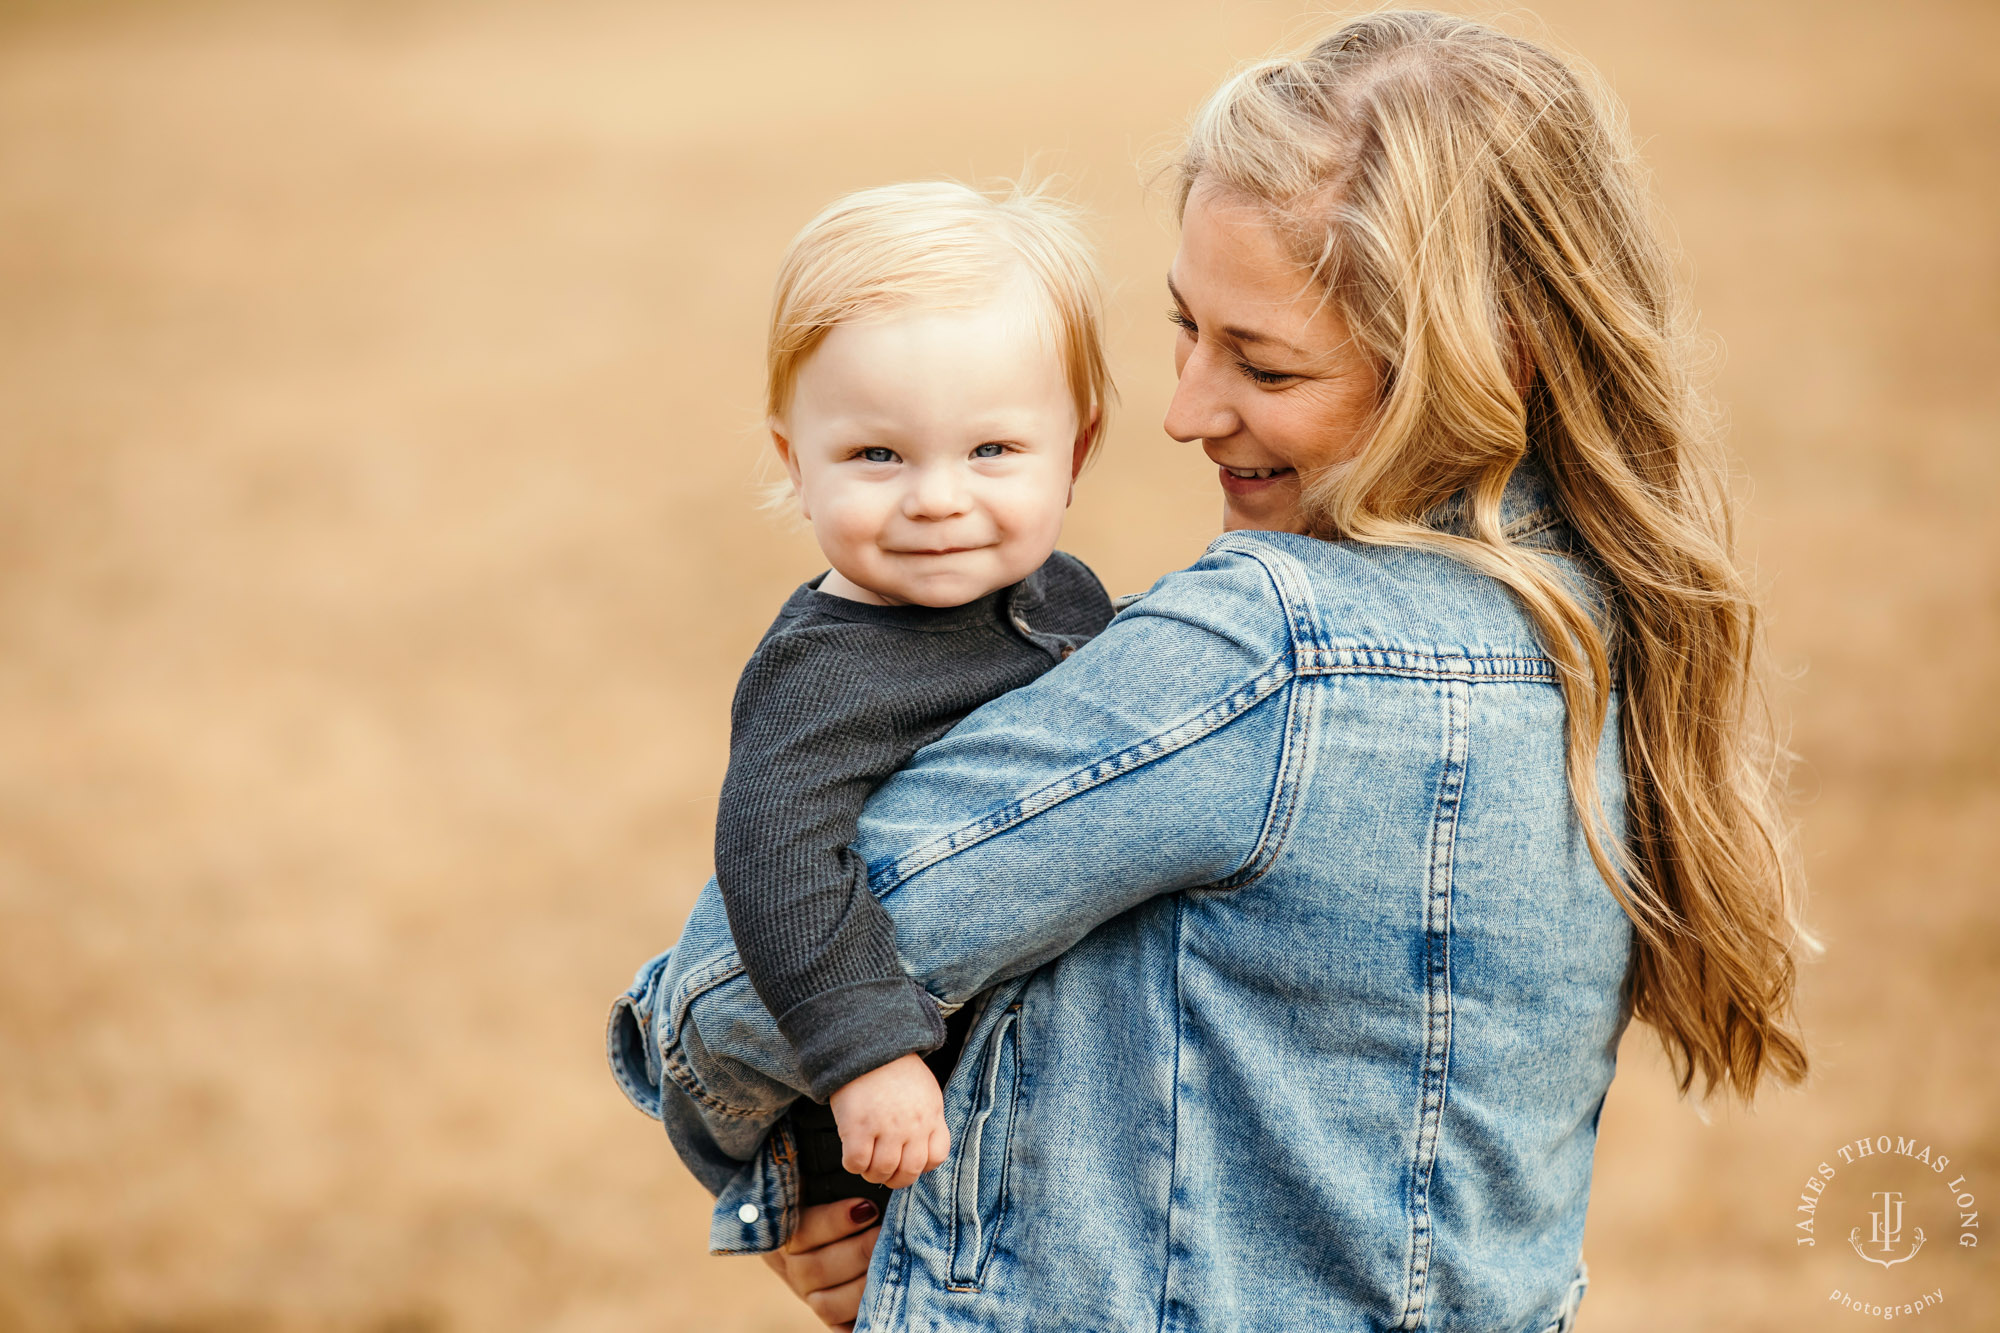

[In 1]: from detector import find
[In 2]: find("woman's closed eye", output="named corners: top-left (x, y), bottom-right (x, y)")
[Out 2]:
top-left (1168, 308), bottom-right (1295, 386)
top-left (1236, 361), bottom-right (1295, 386)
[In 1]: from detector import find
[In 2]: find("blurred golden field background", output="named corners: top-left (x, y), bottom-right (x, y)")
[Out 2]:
top-left (1, 1), bottom-right (1994, 1329)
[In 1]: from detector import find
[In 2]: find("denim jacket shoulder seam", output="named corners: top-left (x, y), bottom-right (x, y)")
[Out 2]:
top-left (1207, 534), bottom-right (1570, 682)
top-left (1297, 646), bottom-right (1561, 682)
top-left (1207, 533), bottom-right (1323, 655)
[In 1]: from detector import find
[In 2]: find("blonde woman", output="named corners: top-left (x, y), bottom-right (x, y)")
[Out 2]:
top-left (610, 12), bottom-right (1809, 1329)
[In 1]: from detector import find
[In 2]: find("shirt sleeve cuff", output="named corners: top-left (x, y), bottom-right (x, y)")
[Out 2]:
top-left (777, 976), bottom-right (947, 1102)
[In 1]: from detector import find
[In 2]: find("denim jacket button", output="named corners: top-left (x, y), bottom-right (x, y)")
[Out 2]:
top-left (738, 1203), bottom-right (759, 1223)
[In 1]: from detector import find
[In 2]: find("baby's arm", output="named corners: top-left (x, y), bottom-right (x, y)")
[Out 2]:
top-left (715, 630), bottom-right (951, 1179)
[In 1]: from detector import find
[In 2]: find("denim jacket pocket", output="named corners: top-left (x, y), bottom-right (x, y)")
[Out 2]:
top-left (946, 998), bottom-right (1024, 1289)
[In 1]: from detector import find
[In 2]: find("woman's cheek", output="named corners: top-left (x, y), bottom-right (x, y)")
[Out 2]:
top-left (1283, 380), bottom-right (1374, 469)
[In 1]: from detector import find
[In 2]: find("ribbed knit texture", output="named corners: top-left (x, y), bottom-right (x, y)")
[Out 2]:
top-left (715, 551), bottom-right (1114, 1102)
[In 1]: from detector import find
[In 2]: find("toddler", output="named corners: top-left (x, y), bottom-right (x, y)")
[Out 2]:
top-left (716, 181), bottom-right (1115, 1205)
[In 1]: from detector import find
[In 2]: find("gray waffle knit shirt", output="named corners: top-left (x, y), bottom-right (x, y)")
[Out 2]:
top-left (715, 551), bottom-right (1115, 1101)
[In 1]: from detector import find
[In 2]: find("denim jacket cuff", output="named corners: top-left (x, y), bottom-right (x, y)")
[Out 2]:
top-left (606, 948), bottom-right (674, 1121)
top-left (779, 976), bottom-right (947, 1102)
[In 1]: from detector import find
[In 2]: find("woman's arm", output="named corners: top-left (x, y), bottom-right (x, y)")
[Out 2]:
top-left (629, 540), bottom-right (1302, 1241)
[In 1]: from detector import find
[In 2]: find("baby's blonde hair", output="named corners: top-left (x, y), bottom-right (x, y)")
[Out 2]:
top-left (765, 180), bottom-right (1113, 457)
top-left (1179, 11), bottom-right (1810, 1100)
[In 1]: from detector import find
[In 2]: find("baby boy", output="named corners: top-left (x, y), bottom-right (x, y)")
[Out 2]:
top-left (716, 181), bottom-right (1116, 1206)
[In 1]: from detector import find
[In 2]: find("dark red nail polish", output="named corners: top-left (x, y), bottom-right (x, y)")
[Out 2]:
top-left (849, 1199), bottom-right (879, 1225)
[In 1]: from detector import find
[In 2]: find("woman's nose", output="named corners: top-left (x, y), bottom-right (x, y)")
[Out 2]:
top-left (1163, 345), bottom-right (1238, 444)
top-left (901, 465), bottom-right (971, 520)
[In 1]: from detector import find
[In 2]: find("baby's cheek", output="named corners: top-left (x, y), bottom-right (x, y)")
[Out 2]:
top-left (814, 496), bottom-right (888, 560)
top-left (1004, 470), bottom-right (1073, 537)
top-left (991, 484), bottom-right (1071, 575)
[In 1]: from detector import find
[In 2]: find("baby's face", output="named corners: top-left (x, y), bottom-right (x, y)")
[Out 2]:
top-left (773, 283), bottom-right (1088, 608)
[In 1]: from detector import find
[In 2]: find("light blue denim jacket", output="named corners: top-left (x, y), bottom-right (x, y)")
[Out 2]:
top-left (609, 465), bottom-right (1630, 1332)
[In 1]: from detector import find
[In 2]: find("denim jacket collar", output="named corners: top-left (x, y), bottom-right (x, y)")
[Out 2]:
top-left (1425, 453), bottom-right (1566, 548)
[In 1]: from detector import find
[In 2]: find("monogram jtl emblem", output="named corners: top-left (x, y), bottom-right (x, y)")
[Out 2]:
top-left (1849, 1190), bottom-right (1927, 1268)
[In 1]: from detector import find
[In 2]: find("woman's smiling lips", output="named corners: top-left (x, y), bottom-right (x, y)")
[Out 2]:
top-left (1216, 464), bottom-right (1298, 496)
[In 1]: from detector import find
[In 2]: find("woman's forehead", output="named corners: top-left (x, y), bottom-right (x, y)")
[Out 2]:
top-left (1172, 188), bottom-right (1337, 350)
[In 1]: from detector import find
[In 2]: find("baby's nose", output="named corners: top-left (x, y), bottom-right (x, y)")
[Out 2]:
top-left (903, 467), bottom-right (971, 519)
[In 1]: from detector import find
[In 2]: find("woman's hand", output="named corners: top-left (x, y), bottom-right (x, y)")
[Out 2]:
top-left (759, 1197), bottom-right (882, 1330)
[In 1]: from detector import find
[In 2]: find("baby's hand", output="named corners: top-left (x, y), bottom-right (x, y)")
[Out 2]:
top-left (827, 1053), bottom-right (950, 1190)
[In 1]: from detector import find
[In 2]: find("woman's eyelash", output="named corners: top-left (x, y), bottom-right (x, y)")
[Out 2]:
top-left (1173, 308), bottom-right (1291, 384)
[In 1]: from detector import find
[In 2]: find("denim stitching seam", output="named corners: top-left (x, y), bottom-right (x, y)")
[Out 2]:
top-left (1297, 646), bottom-right (1559, 681)
top-left (1156, 894), bottom-right (1187, 1333)
top-left (657, 1043), bottom-right (769, 1120)
top-left (1209, 533), bottom-right (1323, 652)
top-left (656, 958), bottom-right (791, 1120)
top-left (1213, 671), bottom-right (1314, 892)
top-left (869, 656), bottom-right (1294, 894)
top-left (1398, 677), bottom-right (1466, 1330)
top-left (769, 1121), bottom-right (800, 1247)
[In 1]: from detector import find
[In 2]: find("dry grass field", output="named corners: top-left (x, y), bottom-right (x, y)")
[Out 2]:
top-left (0, 1), bottom-right (1994, 1328)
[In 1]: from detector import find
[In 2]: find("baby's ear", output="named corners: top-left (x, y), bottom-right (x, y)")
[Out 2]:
top-left (1069, 407), bottom-right (1101, 482)
top-left (768, 418), bottom-right (807, 512)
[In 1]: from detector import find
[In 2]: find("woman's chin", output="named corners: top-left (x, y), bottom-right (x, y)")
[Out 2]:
top-left (1220, 487), bottom-right (1305, 534)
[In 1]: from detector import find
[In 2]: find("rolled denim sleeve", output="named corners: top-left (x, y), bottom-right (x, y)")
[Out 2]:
top-left (616, 541), bottom-right (1300, 1247)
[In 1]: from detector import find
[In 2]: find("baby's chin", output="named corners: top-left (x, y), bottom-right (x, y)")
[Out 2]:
top-left (863, 553), bottom-right (1044, 609)
top-left (877, 575), bottom-right (1015, 609)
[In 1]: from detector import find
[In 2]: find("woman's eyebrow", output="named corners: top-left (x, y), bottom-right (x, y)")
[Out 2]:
top-left (1166, 273), bottom-right (1309, 357)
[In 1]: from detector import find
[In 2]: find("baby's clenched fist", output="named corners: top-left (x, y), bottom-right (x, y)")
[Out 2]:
top-left (828, 1053), bottom-right (951, 1190)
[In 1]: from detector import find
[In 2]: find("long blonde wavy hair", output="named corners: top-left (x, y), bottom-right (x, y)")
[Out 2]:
top-left (1178, 10), bottom-right (1810, 1098)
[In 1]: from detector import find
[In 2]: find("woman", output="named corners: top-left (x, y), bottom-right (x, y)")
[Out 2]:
top-left (610, 12), bottom-right (1809, 1329)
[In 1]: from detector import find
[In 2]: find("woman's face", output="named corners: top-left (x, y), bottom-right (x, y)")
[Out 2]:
top-left (1164, 180), bottom-right (1382, 533)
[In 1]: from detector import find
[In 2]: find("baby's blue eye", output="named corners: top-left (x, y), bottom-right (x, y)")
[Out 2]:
top-left (861, 447), bottom-right (897, 463)
top-left (973, 442), bottom-right (1007, 458)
